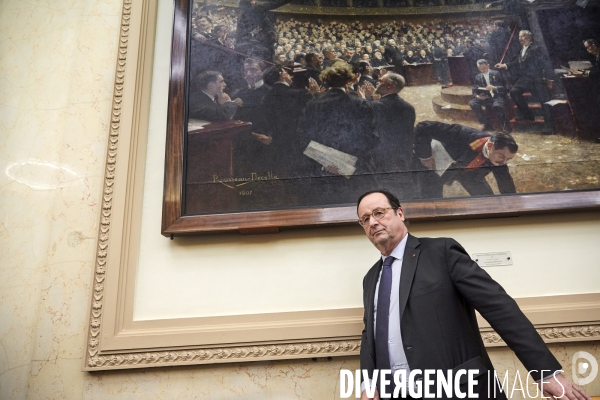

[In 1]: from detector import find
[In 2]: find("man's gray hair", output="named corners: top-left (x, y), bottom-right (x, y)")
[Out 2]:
top-left (520, 30), bottom-right (533, 39)
top-left (384, 72), bottom-right (406, 92)
top-left (477, 59), bottom-right (489, 66)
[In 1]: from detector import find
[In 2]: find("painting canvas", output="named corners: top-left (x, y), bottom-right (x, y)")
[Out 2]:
top-left (166, 0), bottom-right (600, 231)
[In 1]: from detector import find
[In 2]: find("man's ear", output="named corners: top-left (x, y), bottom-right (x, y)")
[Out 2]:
top-left (396, 207), bottom-right (405, 221)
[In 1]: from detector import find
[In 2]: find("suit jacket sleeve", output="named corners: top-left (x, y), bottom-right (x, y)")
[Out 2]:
top-left (189, 96), bottom-right (239, 121)
top-left (492, 164), bottom-right (516, 194)
top-left (472, 74), bottom-right (484, 96)
top-left (445, 238), bottom-right (561, 381)
top-left (360, 273), bottom-right (375, 380)
top-left (493, 71), bottom-right (507, 96)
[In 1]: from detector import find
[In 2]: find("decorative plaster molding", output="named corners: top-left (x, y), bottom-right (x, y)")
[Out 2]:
top-left (87, 324), bottom-right (600, 368)
top-left (88, 340), bottom-right (361, 368)
top-left (87, 0), bottom-right (132, 360)
top-left (482, 325), bottom-right (600, 346)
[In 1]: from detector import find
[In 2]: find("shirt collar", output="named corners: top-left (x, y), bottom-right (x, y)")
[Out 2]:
top-left (275, 81), bottom-right (290, 87)
top-left (249, 79), bottom-right (264, 89)
top-left (381, 233), bottom-right (409, 263)
top-left (482, 140), bottom-right (491, 159)
top-left (202, 90), bottom-right (215, 100)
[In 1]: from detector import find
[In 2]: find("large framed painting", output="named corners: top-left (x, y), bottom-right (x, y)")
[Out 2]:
top-left (162, 0), bottom-right (600, 236)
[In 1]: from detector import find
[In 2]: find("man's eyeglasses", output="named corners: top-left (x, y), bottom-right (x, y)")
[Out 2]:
top-left (358, 207), bottom-right (393, 227)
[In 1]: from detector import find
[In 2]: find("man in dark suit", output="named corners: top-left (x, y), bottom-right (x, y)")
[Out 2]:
top-left (579, 39), bottom-right (600, 142)
top-left (358, 61), bottom-right (377, 87)
top-left (188, 70), bottom-right (242, 121)
top-left (357, 189), bottom-right (591, 400)
top-left (230, 60), bottom-right (271, 175)
top-left (361, 72), bottom-right (416, 198)
top-left (464, 39), bottom-right (485, 84)
top-left (414, 121), bottom-right (517, 198)
top-left (432, 39), bottom-right (449, 84)
top-left (261, 65), bottom-right (319, 187)
top-left (305, 53), bottom-right (323, 86)
top-left (383, 39), bottom-right (405, 75)
top-left (299, 62), bottom-right (378, 205)
top-left (580, 39), bottom-right (600, 113)
top-left (496, 30), bottom-right (554, 133)
top-left (468, 59), bottom-right (511, 132)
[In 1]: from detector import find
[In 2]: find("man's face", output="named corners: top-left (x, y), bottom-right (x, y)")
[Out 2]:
top-left (585, 42), bottom-right (599, 56)
top-left (280, 69), bottom-right (293, 85)
top-left (519, 32), bottom-right (531, 46)
top-left (487, 142), bottom-right (516, 166)
top-left (243, 64), bottom-right (263, 84)
top-left (477, 63), bottom-right (490, 73)
top-left (198, 18), bottom-right (211, 32)
top-left (207, 75), bottom-right (226, 96)
top-left (357, 193), bottom-right (408, 255)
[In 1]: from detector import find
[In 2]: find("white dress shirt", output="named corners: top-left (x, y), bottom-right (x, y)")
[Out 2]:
top-left (482, 71), bottom-right (495, 97)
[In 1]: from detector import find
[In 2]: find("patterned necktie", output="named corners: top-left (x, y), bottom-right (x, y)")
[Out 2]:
top-left (375, 256), bottom-right (396, 371)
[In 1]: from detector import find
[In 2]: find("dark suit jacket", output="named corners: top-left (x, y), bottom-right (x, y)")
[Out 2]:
top-left (188, 91), bottom-right (239, 122)
top-left (300, 88), bottom-right (377, 175)
top-left (506, 44), bottom-right (554, 83)
top-left (414, 121), bottom-right (516, 194)
top-left (359, 75), bottom-right (378, 88)
top-left (360, 234), bottom-right (562, 398)
top-left (371, 93), bottom-right (416, 174)
top-left (588, 52), bottom-right (600, 92)
top-left (472, 70), bottom-right (506, 97)
top-left (305, 65), bottom-right (323, 86)
top-left (231, 84), bottom-right (270, 132)
top-left (261, 82), bottom-right (314, 175)
top-left (384, 45), bottom-right (403, 66)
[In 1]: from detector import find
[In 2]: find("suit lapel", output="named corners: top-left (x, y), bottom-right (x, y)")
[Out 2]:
top-left (367, 259), bottom-right (382, 351)
top-left (399, 234), bottom-right (421, 320)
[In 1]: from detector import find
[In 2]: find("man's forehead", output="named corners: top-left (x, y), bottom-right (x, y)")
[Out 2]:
top-left (358, 193), bottom-right (391, 213)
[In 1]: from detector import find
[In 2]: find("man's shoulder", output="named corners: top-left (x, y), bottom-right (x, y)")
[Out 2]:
top-left (381, 94), bottom-right (415, 111)
top-left (190, 91), bottom-right (213, 104)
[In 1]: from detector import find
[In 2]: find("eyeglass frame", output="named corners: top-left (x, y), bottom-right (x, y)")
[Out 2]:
top-left (358, 207), bottom-right (396, 227)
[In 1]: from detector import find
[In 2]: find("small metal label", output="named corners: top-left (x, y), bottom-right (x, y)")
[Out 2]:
top-left (471, 251), bottom-right (513, 267)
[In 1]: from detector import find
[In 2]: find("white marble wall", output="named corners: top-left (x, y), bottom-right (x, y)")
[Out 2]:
top-left (0, 0), bottom-right (121, 398)
top-left (0, 0), bottom-right (599, 399)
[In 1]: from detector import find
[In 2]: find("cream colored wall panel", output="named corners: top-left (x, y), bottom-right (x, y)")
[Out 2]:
top-left (133, 0), bottom-right (600, 321)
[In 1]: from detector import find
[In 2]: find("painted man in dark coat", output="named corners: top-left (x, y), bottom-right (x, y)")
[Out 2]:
top-left (414, 121), bottom-right (518, 199)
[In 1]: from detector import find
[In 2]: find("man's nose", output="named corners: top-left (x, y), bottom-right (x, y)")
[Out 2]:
top-left (367, 215), bottom-right (379, 227)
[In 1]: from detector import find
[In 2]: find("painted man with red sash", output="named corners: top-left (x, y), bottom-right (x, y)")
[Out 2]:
top-left (414, 121), bottom-right (518, 199)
